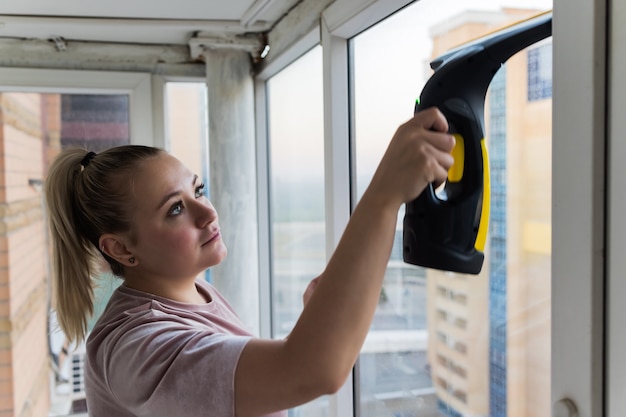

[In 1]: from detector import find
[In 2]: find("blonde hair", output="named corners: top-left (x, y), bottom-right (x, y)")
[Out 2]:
top-left (45, 145), bottom-right (163, 342)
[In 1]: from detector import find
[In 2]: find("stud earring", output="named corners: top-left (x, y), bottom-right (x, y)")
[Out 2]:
top-left (129, 257), bottom-right (135, 264)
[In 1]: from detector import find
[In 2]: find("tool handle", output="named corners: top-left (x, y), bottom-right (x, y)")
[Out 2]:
top-left (403, 98), bottom-right (488, 274)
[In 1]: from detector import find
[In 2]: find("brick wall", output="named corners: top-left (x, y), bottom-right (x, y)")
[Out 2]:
top-left (0, 92), bottom-right (56, 417)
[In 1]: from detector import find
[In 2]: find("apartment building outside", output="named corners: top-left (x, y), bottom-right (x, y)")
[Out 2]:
top-left (426, 8), bottom-right (552, 417)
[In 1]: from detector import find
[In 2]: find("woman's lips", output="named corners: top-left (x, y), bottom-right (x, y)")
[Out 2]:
top-left (203, 230), bottom-right (221, 246)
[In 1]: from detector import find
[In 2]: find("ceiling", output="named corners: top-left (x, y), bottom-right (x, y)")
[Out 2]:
top-left (0, 0), bottom-right (301, 45)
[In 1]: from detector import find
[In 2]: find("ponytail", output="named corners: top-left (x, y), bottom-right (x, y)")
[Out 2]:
top-left (45, 145), bottom-right (163, 342)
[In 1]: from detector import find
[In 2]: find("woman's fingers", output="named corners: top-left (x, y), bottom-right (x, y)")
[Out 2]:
top-left (374, 107), bottom-right (456, 204)
top-left (409, 106), bottom-right (450, 135)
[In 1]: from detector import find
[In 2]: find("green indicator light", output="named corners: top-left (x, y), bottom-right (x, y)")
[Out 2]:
top-left (415, 97), bottom-right (420, 106)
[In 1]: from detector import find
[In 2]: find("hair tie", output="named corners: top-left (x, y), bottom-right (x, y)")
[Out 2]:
top-left (80, 152), bottom-right (96, 171)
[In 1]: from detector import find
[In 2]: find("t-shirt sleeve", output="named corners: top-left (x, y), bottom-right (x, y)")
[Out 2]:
top-left (105, 312), bottom-right (251, 417)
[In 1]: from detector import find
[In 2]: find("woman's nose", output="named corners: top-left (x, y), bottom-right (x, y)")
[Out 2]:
top-left (192, 199), bottom-right (217, 227)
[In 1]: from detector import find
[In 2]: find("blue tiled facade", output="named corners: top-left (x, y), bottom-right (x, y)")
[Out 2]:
top-left (488, 68), bottom-right (508, 417)
top-left (528, 43), bottom-right (552, 101)
top-left (438, 399), bottom-right (464, 417)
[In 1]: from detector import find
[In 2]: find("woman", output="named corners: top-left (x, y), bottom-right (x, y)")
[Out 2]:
top-left (45, 107), bottom-right (454, 417)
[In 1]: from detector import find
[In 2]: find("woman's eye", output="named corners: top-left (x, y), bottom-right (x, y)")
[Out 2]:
top-left (195, 183), bottom-right (206, 198)
top-left (168, 202), bottom-right (183, 216)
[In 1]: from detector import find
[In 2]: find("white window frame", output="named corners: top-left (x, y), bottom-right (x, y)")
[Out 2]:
top-left (552, 0), bottom-right (607, 416)
top-left (0, 68), bottom-right (153, 145)
top-left (607, 0), bottom-right (624, 416)
top-left (151, 74), bottom-right (208, 152)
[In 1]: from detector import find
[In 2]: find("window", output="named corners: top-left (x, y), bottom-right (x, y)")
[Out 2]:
top-left (0, 69), bottom-right (152, 417)
top-left (164, 81), bottom-right (211, 282)
top-left (0, 92), bottom-right (137, 415)
top-left (265, 46), bottom-right (327, 415)
top-left (350, 2), bottom-right (552, 417)
top-left (165, 82), bottom-right (209, 189)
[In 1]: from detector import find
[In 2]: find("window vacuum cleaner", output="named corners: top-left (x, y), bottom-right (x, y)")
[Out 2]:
top-left (403, 11), bottom-right (552, 274)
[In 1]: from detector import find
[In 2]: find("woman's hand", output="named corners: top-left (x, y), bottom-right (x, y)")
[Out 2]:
top-left (367, 107), bottom-right (455, 208)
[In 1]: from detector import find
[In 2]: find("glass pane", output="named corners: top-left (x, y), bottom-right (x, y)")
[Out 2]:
top-left (58, 94), bottom-right (130, 151)
top-left (165, 82), bottom-right (209, 187)
top-left (266, 46), bottom-right (327, 416)
top-left (165, 81), bottom-right (211, 282)
top-left (351, 2), bottom-right (552, 417)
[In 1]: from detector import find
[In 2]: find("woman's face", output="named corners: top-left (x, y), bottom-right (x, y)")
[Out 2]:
top-left (124, 153), bottom-right (226, 281)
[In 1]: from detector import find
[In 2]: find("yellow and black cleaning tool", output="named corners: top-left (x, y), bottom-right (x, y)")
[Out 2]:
top-left (403, 11), bottom-right (552, 274)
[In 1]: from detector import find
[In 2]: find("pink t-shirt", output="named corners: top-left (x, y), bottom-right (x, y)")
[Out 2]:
top-left (85, 279), bottom-right (287, 417)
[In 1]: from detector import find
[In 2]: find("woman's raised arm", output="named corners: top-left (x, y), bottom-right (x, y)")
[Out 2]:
top-left (234, 107), bottom-right (455, 417)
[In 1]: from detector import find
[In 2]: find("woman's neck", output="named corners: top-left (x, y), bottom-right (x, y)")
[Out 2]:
top-left (123, 274), bottom-right (208, 304)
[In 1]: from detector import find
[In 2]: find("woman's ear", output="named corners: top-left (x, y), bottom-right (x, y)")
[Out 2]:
top-left (99, 234), bottom-right (137, 267)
